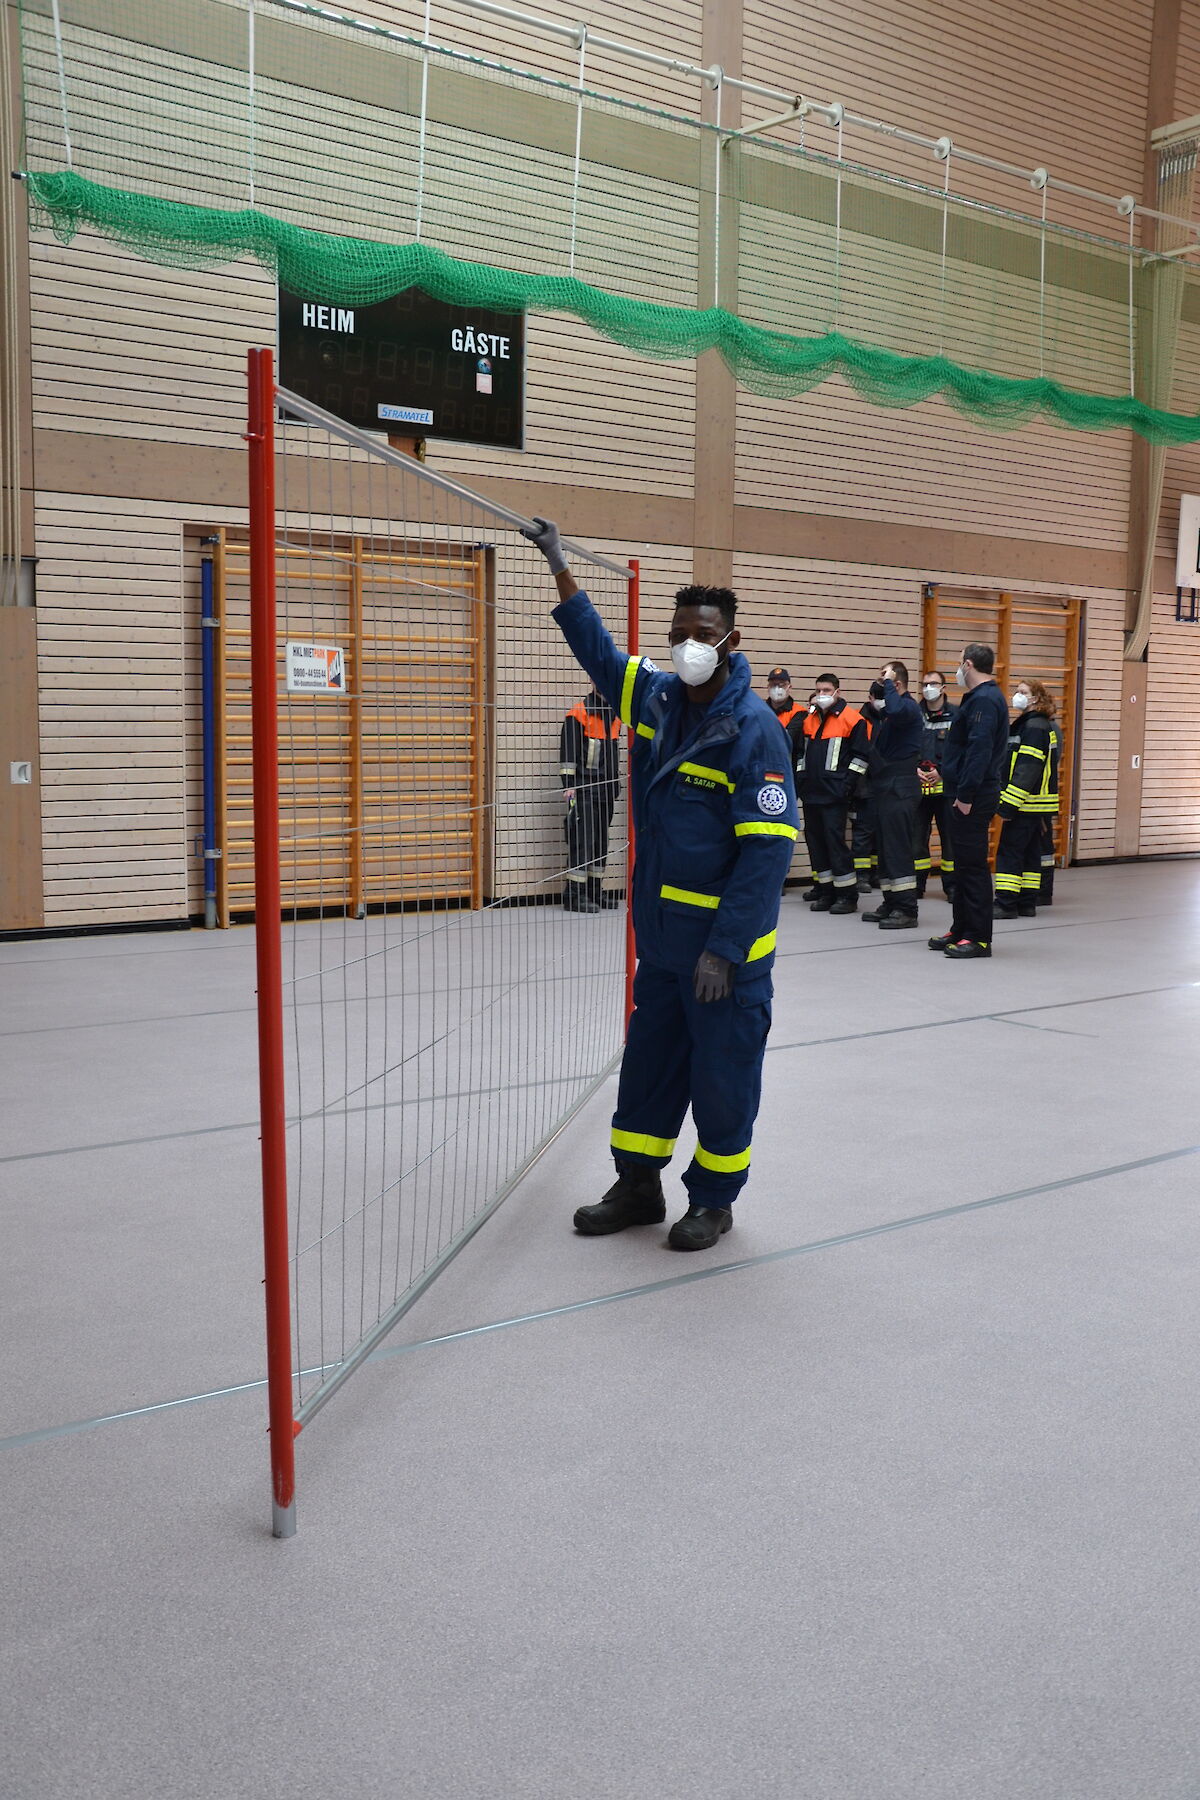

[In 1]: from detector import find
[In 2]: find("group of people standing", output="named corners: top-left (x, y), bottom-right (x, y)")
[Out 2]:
top-left (766, 650), bottom-right (1061, 959)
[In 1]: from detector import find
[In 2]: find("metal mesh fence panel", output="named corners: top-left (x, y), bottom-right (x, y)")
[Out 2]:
top-left (244, 352), bottom-right (633, 1532)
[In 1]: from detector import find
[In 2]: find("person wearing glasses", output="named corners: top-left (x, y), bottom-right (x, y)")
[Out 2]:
top-left (522, 517), bottom-right (799, 1251)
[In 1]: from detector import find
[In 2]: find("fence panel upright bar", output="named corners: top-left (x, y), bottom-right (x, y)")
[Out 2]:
top-left (247, 346), bottom-right (298, 1539)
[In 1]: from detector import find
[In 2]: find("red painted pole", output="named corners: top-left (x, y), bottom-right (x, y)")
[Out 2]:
top-left (246, 347), bottom-right (297, 1539)
top-left (624, 559), bottom-right (639, 1033)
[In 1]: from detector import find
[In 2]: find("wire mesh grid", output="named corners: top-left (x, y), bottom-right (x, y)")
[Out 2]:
top-left (242, 393), bottom-right (633, 1422)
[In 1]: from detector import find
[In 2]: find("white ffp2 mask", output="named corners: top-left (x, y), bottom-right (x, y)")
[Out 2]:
top-left (923, 684), bottom-right (942, 703)
top-left (1011, 691), bottom-right (1030, 710)
top-left (671, 631), bottom-right (730, 686)
top-left (813, 691), bottom-right (835, 708)
top-left (768, 685), bottom-right (788, 702)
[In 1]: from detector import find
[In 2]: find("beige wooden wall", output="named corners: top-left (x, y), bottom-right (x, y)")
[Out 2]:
top-left (16, 0), bottom-right (1200, 929)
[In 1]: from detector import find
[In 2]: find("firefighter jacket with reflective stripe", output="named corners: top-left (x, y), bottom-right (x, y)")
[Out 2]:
top-left (941, 680), bottom-right (1010, 802)
top-left (917, 698), bottom-right (957, 794)
top-left (998, 711), bottom-right (1060, 816)
top-left (560, 695), bottom-right (621, 790)
top-left (551, 590), bottom-right (800, 982)
top-left (769, 698), bottom-right (804, 731)
top-left (787, 698), bottom-right (870, 805)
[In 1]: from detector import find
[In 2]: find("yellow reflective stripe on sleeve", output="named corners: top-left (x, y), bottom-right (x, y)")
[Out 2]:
top-left (678, 761), bottom-right (736, 789)
top-left (746, 930), bottom-right (776, 962)
top-left (619, 654), bottom-right (640, 726)
top-left (734, 821), bottom-right (798, 839)
top-left (660, 884), bottom-right (721, 909)
top-left (694, 1143), bottom-right (752, 1173)
top-left (611, 1128), bottom-right (676, 1158)
top-left (636, 722), bottom-right (656, 739)
top-left (1016, 744), bottom-right (1046, 761)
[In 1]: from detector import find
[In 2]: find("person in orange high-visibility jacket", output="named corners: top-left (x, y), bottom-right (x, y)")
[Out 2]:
top-left (765, 666), bottom-right (804, 732)
top-left (559, 689), bottom-right (621, 913)
top-left (522, 516), bottom-right (799, 1252)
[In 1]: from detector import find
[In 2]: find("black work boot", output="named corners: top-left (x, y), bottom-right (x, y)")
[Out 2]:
top-left (574, 1164), bottom-right (666, 1235)
top-left (856, 874), bottom-right (872, 895)
top-left (809, 887), bottom-right (835, 912)
top-left (667, 1205), bottom-right (733, 1250)
top-left (861, 903), bottom-right (895, 922)
top-left (563, 882), bottom-right (601, 914)
top-left (801, 884), bottom-right (821, 903)
top-left (829, 891), bottom-right (858, 914)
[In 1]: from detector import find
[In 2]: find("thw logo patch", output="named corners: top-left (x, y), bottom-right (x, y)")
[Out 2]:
top-left (756, 784), bottom-right (788, 816)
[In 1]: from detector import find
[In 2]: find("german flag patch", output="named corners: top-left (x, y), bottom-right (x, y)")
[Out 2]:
top-left (764, 771), bottom-right (785, 783)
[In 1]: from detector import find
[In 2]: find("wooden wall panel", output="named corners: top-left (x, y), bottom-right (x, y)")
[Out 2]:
top-left (338, 0), bottom-right (704, 110)
top-left (1175, 0), bottom-right (1200, 116)
top-left (741, 0), bottom-right (1154, 230)
top-left (1141, 586), bottom-right (1200, 852)
top-left (736, 383), bottom-right (1131, 550)
top-left (28, 235), bottom-right (695, 495)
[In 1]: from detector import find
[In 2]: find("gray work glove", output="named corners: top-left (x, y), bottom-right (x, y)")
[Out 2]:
top-left (520, 515), bottom-right (569, 575)
top-left (693, 950), bottom-right (734, 1004)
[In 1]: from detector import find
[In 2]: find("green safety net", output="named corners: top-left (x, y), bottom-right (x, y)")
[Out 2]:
top-left (27, 169), bottom-right (1200, 446)
top-left (16, 0), bottom-right (1200, 444)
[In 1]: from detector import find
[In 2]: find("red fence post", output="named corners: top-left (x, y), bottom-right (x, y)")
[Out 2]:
top-left (247, 347), bottom-right (297, 1539)
top-left (625, 560), bottom-right (639, 1033)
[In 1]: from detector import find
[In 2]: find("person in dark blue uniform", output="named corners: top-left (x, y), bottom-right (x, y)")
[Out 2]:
top-left (913, 670), bottom-right (956, 900)
top-left (522, 517), bottom-right (800, 1251)
top-left (859, 661), bottom-right (924, 929)
top-left (929, 643), bottom-right (1010, 960)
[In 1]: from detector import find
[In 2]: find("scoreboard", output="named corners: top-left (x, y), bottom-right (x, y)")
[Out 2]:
top-left (277, 286), bottom-right (525, 450)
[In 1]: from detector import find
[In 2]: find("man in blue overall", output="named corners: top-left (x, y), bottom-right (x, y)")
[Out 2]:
top-left (522, 519), bottom-right (800, 1250)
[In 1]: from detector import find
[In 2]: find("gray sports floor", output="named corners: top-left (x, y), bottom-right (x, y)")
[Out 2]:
top-left (3, 862), bottom-right (1199, 1800)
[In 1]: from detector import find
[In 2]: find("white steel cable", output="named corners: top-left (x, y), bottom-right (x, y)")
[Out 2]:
top-left (47, 0), bottom-right (72, 168)
top-left (568, 26), bottom-right (587, 276)
top-left (414, 0), bottom-right (433, 241)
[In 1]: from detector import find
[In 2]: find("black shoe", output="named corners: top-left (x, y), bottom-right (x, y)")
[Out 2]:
top-left (869, 875), bottom-right (882, 889)
top-left (829, 893), bottom-right (858, 914)
top-left (563, 886), bottom-right (602, 914)
top-left (944, 938), bottom-right (991, 959)
top-left (856, 875), bottom-right (873, 895)
top-left (574, 1166), bottom-right (666, 1235)
top-left (942, 885), bottom-right (956, 902)
top-left (878, 913), bottom-right (918, 929)
top-left (801, 885), bottom-right (821, 903)
top-left (992, 903), bottom-right (1018, 920)
top-left (667, 1205), bottom-right (733, 1250)
top-left (1018, 904), bottom-right (1037, 918)
top-left (928, 932), bottom-right (955, 950)
top-left (809, 892), bottom-right (835, 912)
top-left (861, 905), bottom-right (894, 922)
top-left (915, 883), bottom-right (927, 899)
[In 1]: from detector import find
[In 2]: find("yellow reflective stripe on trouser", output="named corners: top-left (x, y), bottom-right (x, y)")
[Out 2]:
top-left (619, 654), bottom-right (640, 726)
top-left (660, 884), bottom-right (720, 909)
top-left (679, 761), bottom-right (735, 790)
top-left (612, 1128), bottom-right (676, 1158)
top-left (694, 1143), bottom-right (752, 1173)
top-left (746, 930), bottom-right (776, 962)
top-left (734, 821), bottom-right (798, 839)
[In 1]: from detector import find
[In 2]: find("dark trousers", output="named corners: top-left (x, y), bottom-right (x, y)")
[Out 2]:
top-left (914, 792), bottom-right (954, 892)
top-left (995, 812), bottom-right (1042, 906)
top-left (946, 794), bottom-right (998, 945)
top-left (874, 773), bottom-right (919, 915)
top-left (612, 960), bottom-right (772, 1207)
top-left (565, 784), bottom-right (615, 889)
top-left (1040, 817), bottom-right (1056, 903)
top-left (801, 800), bottom-right (856, 891)
top-left (851, 802), bottom-right (876, 881)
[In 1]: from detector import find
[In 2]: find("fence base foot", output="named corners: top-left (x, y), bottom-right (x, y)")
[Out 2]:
top-left (272, 1498), bottom-right (297, 1539)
